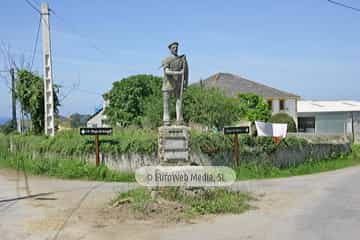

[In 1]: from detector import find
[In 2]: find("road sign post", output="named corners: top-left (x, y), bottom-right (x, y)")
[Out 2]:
top-left (80, 128), bottom-right (112, 167)
top-left (223, 126), bottom-right (250, 167)
top-left (95, 135), bottom-right (100, 166)
top-left (233, 133), bottom-right (239, 166)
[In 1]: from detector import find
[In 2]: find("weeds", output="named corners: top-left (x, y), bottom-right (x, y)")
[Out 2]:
top-left (0, 151), bottom-right (134, 182)
top-left (235, 144), bottom-right (360, 180)
top-left (113, 187), bottom-right (252, 222)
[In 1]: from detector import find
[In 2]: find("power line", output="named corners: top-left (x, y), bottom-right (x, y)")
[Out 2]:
top-left (25, 1), bottom-right (106, 57)
top-left (24, 0), bottom-right (41, 14)
top-left (75, 88), bottom-right (103, 96)
top-left (30, 15), bottom-right (41, 71)
top-left (0, 42), bottom-right (18, 71)
top-left (327, 0), bottom-right (360, 12)
top-left (56, 79), bottom-right (103, 104)
top-left (24, 0), bottom-right (45, 72)
top-left (0, 70), bottom-right (11, 90)
top-left (21, 2), bottom-right (107, 110)
top-left (50, 11), bottom-right (106, 56)
top-left (61, 86), bottom-right (103, 97)
top-left (0, 78), bottom-right (11, 91)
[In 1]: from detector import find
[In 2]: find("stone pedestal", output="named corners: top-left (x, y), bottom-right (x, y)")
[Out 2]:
top-left (158, 125), bottom-right (190, 165)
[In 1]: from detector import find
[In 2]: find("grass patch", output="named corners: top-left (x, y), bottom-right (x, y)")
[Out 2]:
top-left (0, 151), bottom-right (135, 182)
top-left (235, 145), bottom-right (360, 180)
top-left (112, 187), bottom-right (253, 223)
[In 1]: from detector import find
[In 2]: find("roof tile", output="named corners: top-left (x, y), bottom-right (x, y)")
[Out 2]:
top-left (197, 72), bottom-right (300, 99)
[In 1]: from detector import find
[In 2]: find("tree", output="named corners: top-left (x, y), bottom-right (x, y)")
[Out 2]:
top-left (141, 94), bottom-right (165, 128)
top-left (269, 112), bottom-right (297, 132)
top-left (0, 120), bottom-right (16, 134)
top-left (69, 113), bottom-right (90, 128)
top-left (103, 75), bottom-right (162, 127)
top-left (70, 113), bottom-right (82, 128)
top-left (183, 86), bottom-right (240, 129)
top-left (16, 70), bottom-right (60, 134)
top-left (237, 93), bottom-right (271, 122)
top-left (104, 75), bottom-right (241, 129)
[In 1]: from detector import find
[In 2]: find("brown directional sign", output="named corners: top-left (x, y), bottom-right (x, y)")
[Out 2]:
top-left (80, 128), bottom-right (113, 167)
top-left (80, 128), bottom-right (112, 136)
top-left (223, 126), bottom-right (250, 168)
top-left (223, 126), bottom-right (250, 135)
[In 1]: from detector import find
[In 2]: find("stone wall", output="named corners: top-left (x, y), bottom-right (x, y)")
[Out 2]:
top-left (8, 136), bottom-right (351, 172)
top-left (287, 133), bottom-right (350, 144)
top-left (74, 142), bottom-right (351, 172)
top-left (191, 142), bottom-right (350, 168)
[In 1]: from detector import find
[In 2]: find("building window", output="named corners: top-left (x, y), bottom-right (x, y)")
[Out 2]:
top-left (298, 117), bottom-right (315, 133)
top-left (279, 99), bottom-right (285, 111)
top-left (267, 100), bottom-right (273, 111)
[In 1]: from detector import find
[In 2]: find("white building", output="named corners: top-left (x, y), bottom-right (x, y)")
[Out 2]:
top-left (86, 101), bottom-right (109, 128)
top-left (199, 72), bottom-right (300, 122)
top-left (297, 100), bottom-right (360, 141)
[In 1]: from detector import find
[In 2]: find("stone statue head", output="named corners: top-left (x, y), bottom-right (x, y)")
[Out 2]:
top-left (168, 42), bottom-right (179, 56)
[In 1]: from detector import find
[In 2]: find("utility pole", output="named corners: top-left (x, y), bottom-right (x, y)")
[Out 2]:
top-left (41, 3), bottom-right (55, 136)
top-left (351, 112), bottom-right (355, 143)
top-left (10, 68), bottom-right (17, 130)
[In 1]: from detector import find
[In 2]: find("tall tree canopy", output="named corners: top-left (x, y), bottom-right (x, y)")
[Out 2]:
top-left (103, 75), bottom-right (162, 126)
top-left (16, 70), bottom-right (60, 134)
top-left (103, 75), bottom-right (242, 129)
top-left (237, 93), bottom-right (271, 122)
top-left (104, 75), bottom-right (281, 130)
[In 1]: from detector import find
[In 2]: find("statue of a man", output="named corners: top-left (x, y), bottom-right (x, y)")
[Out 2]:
top-left (161, 42), bottom-right (189, 126)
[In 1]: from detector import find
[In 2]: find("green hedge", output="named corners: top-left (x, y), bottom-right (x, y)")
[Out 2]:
top-left (4, 128), bottom-right (309, 156)
top-left (6, 128), bottom-right (157, 155)
top-left (190, 130), bottom-right (309, 156)
top-left (0, 133), bottom-right (9, 153)
top-left (1, 129), bottom-right (351, 172)
top-left (0, 151), bottom-right (134, 182)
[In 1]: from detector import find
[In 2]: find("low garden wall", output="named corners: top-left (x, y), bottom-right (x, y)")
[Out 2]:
top-left (1, 129), bottom-right (352, 172)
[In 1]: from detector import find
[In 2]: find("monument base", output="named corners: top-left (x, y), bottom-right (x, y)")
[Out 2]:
top-left (158, 125), bottom-right (190, 165)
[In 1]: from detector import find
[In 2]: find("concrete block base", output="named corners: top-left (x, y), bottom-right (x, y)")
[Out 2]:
top-left (158, 125), bottom-right (190, 165)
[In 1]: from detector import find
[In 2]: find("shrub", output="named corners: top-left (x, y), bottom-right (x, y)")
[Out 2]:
top-left (4, 128), bottom-right (311, 157)
top-left (237, 93), bottom-right (271, 122)
top-left (6, 128), bottom-right (158, 155)
top-left (183, 86), bottom-right (240, 129)
top-left (0, 133), bottom-right (9, 153)
top-left (269, 112), bottom-right (297, 132)
top-left (104, 75), bottom-right (162, 127)
top-left (0, 120), bottom-right (17, 135)
top-left (16, 70), bottom-right (60, 134)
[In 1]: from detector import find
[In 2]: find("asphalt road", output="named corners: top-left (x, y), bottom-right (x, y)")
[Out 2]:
top-left (157, 166), bottom-right (360, 240)
top-left (1, 166), bottom-right (360, 240)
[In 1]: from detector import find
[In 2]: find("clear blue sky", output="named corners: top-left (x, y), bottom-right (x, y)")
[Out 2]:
top-left (1, 0), bottom-right (360, 118)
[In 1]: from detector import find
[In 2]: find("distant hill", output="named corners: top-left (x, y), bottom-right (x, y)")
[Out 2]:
top-left (0, 117), bottom-right (10, 125)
